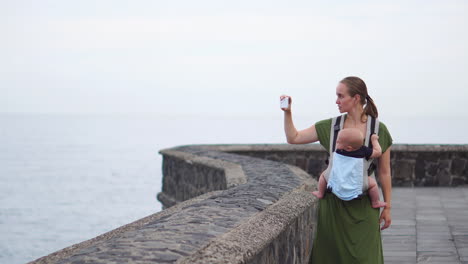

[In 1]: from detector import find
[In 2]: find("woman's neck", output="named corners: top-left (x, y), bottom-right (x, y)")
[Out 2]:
top-left (346, 106), bottom-right (365, 126)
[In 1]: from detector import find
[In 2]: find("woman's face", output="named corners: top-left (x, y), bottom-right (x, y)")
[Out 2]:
top-left (335, 82), bottom-right (357, 113)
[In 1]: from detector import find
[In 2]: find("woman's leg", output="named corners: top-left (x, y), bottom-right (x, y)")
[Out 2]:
top-left (368, 177), bottom-right (387, 208)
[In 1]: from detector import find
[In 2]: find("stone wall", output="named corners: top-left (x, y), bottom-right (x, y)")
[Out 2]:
top-left (29, 144), bottom-right (317, 264)
top-left (29, 144), bottom-right (467, 264)
top-left (390, 145), bottom-right (468, 186)
top-left (218, 144), bottom-right (468, 187)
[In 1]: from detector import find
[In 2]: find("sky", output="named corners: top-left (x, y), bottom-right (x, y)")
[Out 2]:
top-left (2, 0), bottom-right (468, 118)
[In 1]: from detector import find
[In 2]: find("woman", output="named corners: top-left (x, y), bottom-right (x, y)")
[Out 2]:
top-left (280, 76), bottom-right (392, 263)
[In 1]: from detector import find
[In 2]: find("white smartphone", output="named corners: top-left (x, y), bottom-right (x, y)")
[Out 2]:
top-left (280, 97), bottom-right (289, 108)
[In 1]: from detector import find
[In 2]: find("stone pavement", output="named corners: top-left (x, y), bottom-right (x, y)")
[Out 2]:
top-left (382, 187), bottom-right (468, 264)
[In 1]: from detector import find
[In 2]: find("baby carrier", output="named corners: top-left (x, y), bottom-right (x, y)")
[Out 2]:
top-left (323, 114), bottom-right (380, 201)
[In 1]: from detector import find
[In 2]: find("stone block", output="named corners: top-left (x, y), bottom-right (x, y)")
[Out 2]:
top-left (281, 156), bottom-right (296, 166)
top-left (264, 152), bottom-right (283, 162)
top-left (295, 158), bottom-right (307, 171)
top-left (393, 160), bottom-right (415, 181)
top-left (437, 160), bottom-right (452, 186)
top-left (427, 162), bottom-right (439, 177)
top-left (418, 152), bottom-right (439, 163)
top-left (394, 180), bottom-right (414, 187)
top-left (400, 151), bottom-right (419, 160)
top-left (307, 159), bottom-right (327, 179)
top-left (451, 176), bottom-right (467, 186)
top-left (425, 176), bottom-right (438, 186)
top-left (415, 159), bottom-right (425, 181)
top-left (305, 151), bottom-right (326, 160)
top-left (451, 158), bottom-right (467, 176)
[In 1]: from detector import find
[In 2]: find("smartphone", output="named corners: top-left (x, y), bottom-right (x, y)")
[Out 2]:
top-left (280, 97), bottom-right (289, 108)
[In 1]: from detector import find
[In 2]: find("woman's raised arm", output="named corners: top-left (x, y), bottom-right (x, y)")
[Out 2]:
top-left (280, 95), bottom-right (319, 144)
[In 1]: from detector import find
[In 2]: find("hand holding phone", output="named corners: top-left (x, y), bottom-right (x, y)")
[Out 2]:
top-left (280, 96), bottom-right (290, 109)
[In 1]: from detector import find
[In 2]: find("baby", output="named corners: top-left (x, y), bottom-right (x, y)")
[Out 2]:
top-left (312, 128), bottom-right (387, 208)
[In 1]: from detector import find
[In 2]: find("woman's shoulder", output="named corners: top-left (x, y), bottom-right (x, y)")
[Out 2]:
top-left (377, 120), bottom-right (391, 137)
top-left (315, 117), bottom-right (335, 138)
top-left (376, 119), bottom-right (393, 152)
top-left (378, 120), bottom-right (389, 131)
top-left (314, 117), bottom-right (333, 152)
top-left (315, 118), bottom-right (332, 128)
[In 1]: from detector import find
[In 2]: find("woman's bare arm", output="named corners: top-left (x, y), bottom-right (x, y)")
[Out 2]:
top-left (281, 95), bottom-right (319, 144)
top-left (378, 147), bottom-right (392, 230)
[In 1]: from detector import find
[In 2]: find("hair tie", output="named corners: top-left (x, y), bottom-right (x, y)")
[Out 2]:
top-left (366, 95), bottom-right (371, 100)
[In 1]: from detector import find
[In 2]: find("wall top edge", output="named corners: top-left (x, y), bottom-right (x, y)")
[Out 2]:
top-left (159, 144), bottom-right (468, 154)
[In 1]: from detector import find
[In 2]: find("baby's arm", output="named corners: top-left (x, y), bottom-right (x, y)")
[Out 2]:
top-left (369, 134), bottom-right (382, 158)
top-left (312, 169), bottom-right (329, 199)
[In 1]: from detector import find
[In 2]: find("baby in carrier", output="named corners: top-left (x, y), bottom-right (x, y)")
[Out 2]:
top-left (312, 128), bottom-right (387, 208)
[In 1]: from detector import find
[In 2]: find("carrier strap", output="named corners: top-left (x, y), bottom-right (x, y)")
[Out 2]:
top-left (366, 116), bottom-right (380, 175)
top-left (329, 114), bottom-right (345, 153)
top-left (364, 116), bottom-right (378, 155)
top-left (369, 116), bottom-right (376, 149)
top-left (329, 114), bottom-right (379, 154)
top-left (331, 115), bottom-right (342, 152)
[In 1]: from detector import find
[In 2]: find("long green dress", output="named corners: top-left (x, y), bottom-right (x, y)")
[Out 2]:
top-left (309, 115), bottom-right (393, 264)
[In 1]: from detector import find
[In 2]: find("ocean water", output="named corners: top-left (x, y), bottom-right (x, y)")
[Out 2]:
top-left (1, 113), bottom-right (467, 264)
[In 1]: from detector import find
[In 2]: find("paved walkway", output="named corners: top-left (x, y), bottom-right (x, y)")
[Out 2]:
top-left (382, 187), bottom-right (468, 264)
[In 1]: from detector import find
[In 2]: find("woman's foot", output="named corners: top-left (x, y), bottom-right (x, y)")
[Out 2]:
top-left (371, 200), bottom-right (387, 208)
top-left (312, 191), bottom-right (324, 199)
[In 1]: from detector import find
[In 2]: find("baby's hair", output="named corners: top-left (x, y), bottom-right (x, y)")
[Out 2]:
top-left (338, 128), bottom-right (363, 150)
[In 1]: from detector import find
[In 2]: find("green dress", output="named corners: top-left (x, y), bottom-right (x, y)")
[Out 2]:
top-left (309, 115), bottom-right (393, 264)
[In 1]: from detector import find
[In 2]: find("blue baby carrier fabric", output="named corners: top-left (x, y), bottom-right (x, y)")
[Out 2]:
top-left (327, 152), bottom-right (364, 201)
top-left (323, 114), bottom-right (380, 201)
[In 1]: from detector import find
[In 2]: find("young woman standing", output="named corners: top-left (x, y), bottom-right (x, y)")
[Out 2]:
top-left (280, 76), bottom-right (393, 263)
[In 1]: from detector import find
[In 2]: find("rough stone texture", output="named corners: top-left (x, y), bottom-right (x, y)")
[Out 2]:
top-left (393, 159), bottom-right (416, 186)
top-left (177, 187), bottom-right (316, 264)
top-left (220, 144), bottom-right (468, 187)
top-left (28, 144), bottom-right (468, 264)
top-left (29, 144), bottom-right (318, 264)
top-left (451, 158), bottom-right (467, 176)
top-left (157, 149), bottom-right (247, 209)
top-left (27, 190), bottom-right (225, 264)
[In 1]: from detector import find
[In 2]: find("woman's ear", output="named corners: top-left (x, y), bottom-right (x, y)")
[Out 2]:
top-left (353, 94), bottom-right (361, 104)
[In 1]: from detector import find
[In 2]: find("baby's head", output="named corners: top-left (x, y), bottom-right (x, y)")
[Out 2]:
top-left (335, 128), bottom-right (364, 151)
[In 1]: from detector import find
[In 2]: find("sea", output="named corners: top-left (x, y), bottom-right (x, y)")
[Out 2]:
top-left (1, 112), bottom-right (467, 264)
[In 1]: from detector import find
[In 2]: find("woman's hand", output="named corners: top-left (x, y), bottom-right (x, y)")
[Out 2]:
top-left (280, 95), bottom-right (292, 112)
top-left (379, 207), bottom-right (392, 230)
top-left (281, 94), bottom-right (319, 144)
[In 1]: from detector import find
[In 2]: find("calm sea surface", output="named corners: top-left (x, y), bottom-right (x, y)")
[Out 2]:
top-left (1, 113), bottom-right (467, 264)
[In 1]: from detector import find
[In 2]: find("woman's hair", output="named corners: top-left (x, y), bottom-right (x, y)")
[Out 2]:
top-left (340, 76), bottom-right (378, 120)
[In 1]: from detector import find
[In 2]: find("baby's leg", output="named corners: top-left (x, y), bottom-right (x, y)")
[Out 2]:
top-left (312, 173), bottom-right (327, 199)
top-left (368, 177), bottom-right (387, 208)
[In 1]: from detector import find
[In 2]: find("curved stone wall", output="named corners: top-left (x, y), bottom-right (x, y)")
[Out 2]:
top-left (29, 144), bottom-right (467, 264)
top-left (156, 144), bottom-right (317, 264)
top-left (201, 144), bottom-right (468, 187)
top-left (29, 144), bottom-right (318, 264)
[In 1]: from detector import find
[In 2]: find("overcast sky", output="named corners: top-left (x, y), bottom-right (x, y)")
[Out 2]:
top-left (2, 0), bottom-right (467, 118)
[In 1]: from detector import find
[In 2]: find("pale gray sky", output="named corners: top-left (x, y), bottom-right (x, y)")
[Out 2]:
top-left (2, 0), bottom-right (468, 118)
